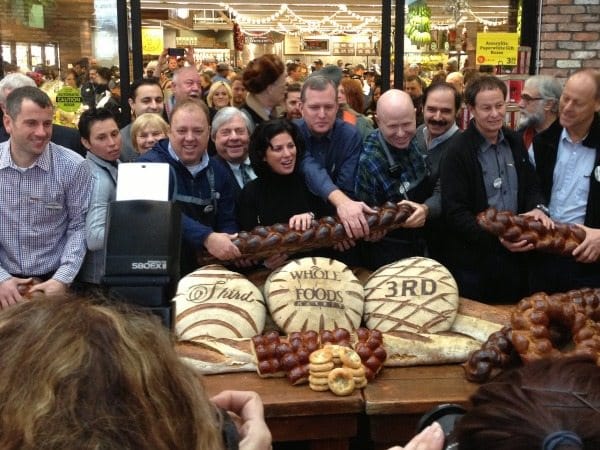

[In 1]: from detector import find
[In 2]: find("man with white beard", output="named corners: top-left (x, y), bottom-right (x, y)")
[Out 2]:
top-left (517, 75), bottom-right (562, 158)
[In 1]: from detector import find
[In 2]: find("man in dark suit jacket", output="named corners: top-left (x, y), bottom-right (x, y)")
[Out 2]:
top-left (210, 107), bottom-right (256, 200)
top-left (0, 73), bottom-right (85, 156)
top-left (441, 75), bottom-right (551, 303)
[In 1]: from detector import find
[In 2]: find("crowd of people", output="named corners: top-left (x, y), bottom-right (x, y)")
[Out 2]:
top-left (0, 53), bottom-right (599, 306)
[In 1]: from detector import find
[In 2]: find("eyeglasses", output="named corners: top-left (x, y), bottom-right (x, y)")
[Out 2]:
top-left (521, 94), bottom-right (544, 102)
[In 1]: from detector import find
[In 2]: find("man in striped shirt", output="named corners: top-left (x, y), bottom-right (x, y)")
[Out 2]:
top-left (0, 86), bottom-right (92, 308)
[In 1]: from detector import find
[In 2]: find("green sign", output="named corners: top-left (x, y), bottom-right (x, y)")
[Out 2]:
top-left (55, 86), bottom-right (82, 113)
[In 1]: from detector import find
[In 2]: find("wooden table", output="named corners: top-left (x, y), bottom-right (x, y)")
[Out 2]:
top-left (202, 372), bottom-right (363, 450)
top-left (201, 364), bottom-right (478, 450)
top-left (363, 365), bottom-right (478, 449)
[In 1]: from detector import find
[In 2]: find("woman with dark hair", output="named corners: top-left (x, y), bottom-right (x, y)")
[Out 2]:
top-left (237, 119), bottom-right (332, 267)
top-left (240, 54), bottom-right (286, 127)
top-left (238, 118), bottom-right (329, 230)
top-left (389, 357), bottom-right (600, 450)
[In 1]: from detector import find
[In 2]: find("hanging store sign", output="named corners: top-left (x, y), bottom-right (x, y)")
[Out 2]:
top-left (141, 27), bottom-right (164, 55)
top-left (475, 32), bottom-right (519, 66)
top-left (245, 34), bottom-right (274, 45)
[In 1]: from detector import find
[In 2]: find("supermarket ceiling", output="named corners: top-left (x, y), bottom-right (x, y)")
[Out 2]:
top-left (139, 1), bottom-right (513, 35)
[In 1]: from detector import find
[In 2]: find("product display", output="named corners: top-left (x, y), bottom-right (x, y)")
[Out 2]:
top-left (197, 202), bottom-right (415, 264)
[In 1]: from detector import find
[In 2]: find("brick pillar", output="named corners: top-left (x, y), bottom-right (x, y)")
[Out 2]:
top-left (539, 0), bottom-right (600, 77)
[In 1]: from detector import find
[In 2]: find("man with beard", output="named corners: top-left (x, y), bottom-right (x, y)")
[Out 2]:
top-left (355, 90), bottom-right (435, 269)
top-left (230, 75), bottom-right (247, 108)
top-left (414, 82), bottom-right (462, 261)
top-left (529, 69), bottom-right (600, 293)
top-left (282, 83), bottom-right (302, 120)
top-left (441, 75), bottom-right (551, 303)
top-left (517, 75), bottom-right (562, 154)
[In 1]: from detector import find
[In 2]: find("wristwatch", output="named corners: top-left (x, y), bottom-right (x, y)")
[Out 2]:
top-left (536, 204), bottom-right (551, 217)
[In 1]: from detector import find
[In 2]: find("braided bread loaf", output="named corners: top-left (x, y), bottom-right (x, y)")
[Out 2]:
top-left (464, 288), bottom-right (600, 383)
top-left (198, 202), bottom-right (415, 264)
top-left (463, 326), bottom-right (517, 382)
top-left (477, 208), bottom-right (585, 256)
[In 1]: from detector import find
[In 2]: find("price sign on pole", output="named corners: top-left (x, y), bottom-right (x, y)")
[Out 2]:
top-left (476, 32), bottom-right (519, 66)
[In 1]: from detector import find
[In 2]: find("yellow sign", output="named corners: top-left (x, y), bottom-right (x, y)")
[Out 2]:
top-left (476, 32), bottom-right (519, 66)
top-left (55, 86), bottom-right (82, 113)
top-left (142, 27), bottom-right (164, 55)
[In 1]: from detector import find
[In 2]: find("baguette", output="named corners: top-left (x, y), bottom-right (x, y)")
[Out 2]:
top-left (176, 338), bottom-right (256, 374)
top-left (382, 331), bottom-right (481, 367)
top-left (450, 313), bottom-right (504, 342)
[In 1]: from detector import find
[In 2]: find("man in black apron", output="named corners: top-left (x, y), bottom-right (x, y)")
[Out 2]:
top-left (355, 89), bottom-right (434, 270)
top-left (138, 100), bottom-right (239, 276)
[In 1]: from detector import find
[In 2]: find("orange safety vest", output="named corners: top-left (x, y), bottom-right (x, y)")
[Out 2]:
top-left (342, 109), bottom-right (357, 126)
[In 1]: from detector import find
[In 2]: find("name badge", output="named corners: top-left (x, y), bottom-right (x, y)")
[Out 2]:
top-left (595, 166), bottom-right (600, 182)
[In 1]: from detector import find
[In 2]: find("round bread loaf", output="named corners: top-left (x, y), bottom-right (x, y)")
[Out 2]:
top-left (264, 257), bottom-right (364, 333)
top-left (174, 265), bottom-right (267, 340)
top-left (363, 257), bottom-right (459, 333)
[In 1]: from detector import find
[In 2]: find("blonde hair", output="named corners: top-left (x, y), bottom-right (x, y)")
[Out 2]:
top-left (206, 81), bottom-right (233, 108)
top-left (130, 113), bottom-right (169, 152)
top-left (0, 296), bottom-right (225, 450)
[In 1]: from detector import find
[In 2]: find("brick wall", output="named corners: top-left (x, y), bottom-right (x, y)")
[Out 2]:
top-left (539, 0), bottom-right (600, 77)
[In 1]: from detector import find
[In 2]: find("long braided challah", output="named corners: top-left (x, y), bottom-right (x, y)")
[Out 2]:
top-left (477, 208), bottom-right (585, 256)
top-left (198, 202), bottom-right (415, 264)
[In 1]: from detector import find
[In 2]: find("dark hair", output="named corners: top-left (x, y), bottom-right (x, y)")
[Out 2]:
top-left (457, 357), bottom-right (600, 450)
top-left (464, 75), bottom-right (507, 107)
top-left (285, 82), bottom-right (302, 99)
top-left (64, 69), bottom-right (80, 87)
top-left (5, 86), bottom-right (52, 119)
top-left (129, 78), bottom-right (163, 101)
top-left (249, 119), bottom-right (305, 178)
top-left (423, 81), bottom-right (462, 113)
top-left (405, 74), bottom-right (425, 90)
top-left (242, 54), bottom-right (285, 94)
top-left (78, 107), bottom-right (117, 141)
top-left (96, 67), bottom-right (113, 84)
top-left (286, 63), bottom-right (299, 75)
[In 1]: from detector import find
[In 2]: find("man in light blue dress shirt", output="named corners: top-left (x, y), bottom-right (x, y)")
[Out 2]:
top-left (531, 69), bottom-right (600, 292)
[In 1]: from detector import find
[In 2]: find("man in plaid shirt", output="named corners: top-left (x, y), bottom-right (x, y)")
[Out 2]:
top-left (355, 89), bottom-right (435, 269)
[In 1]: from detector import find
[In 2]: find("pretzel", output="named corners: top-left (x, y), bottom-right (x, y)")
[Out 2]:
top-left (198, 202), bottom-right (415, 264)
top-left (327, 368), bottom-right (355, 396)
top-left (464, 288), bottom-right (600, 383)
top-left (476, 208), bottom-right (586, 257)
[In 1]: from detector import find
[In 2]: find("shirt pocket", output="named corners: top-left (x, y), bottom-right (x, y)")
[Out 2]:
top-left (27, 193), bottom-right (65, 230)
